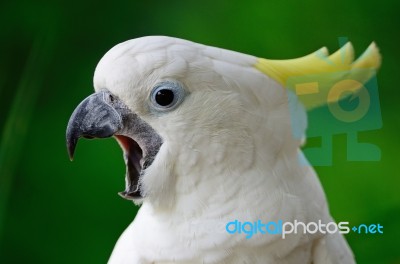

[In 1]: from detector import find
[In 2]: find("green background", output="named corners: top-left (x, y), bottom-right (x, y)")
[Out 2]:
top-left (0, 0), bottom-right (399, 263)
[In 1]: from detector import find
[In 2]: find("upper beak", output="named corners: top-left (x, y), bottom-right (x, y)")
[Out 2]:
top-left (66, 92), bottom-right (122, 160)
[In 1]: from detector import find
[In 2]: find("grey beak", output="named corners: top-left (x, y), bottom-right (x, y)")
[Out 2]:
top-left (66, 91), bottom-right (163, 200)
top-left (66, 92), bottom-right (122, 160)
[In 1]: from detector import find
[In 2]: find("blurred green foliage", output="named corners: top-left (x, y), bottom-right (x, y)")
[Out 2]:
top-left (0, 0), bottom-right (399, 263)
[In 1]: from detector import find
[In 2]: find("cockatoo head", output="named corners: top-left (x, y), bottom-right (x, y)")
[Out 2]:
top-left (66, 36), bottom-right (380, 209)
top-left (67, 37), bottom-right (268, 207)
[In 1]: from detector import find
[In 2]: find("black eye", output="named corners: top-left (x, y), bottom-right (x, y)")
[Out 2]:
top-left (150, 81), bottom-right (185, 112)
top-left (155, 89), bottom-right (174, 106)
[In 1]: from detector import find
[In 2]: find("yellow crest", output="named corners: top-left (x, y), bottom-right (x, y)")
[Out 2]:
top-left (255, 42), bottom-right (381, 110)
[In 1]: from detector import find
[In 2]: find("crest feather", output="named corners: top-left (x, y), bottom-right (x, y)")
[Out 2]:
top-left (255, 42), bottom-right (381, 109)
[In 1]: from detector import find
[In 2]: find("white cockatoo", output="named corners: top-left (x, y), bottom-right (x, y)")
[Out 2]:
top-left (66, 36), bottom-right (380, 264)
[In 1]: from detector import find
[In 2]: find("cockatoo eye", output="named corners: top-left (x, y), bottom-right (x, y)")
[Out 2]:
top-left (150, 81), bottom-right (185, 111)
top-left (155, 89), bottom-right (174, 106)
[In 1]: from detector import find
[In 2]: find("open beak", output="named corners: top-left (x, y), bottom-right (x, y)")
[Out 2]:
top-left (66, 91), bottom-right (163, 200)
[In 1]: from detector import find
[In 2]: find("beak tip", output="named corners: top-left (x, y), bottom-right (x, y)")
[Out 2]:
top-left (66, 137), bottom-right (77, 161)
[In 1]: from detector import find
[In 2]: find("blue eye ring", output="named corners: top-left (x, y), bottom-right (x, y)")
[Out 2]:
top-left (149, 81), bottom-right (185, 111)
